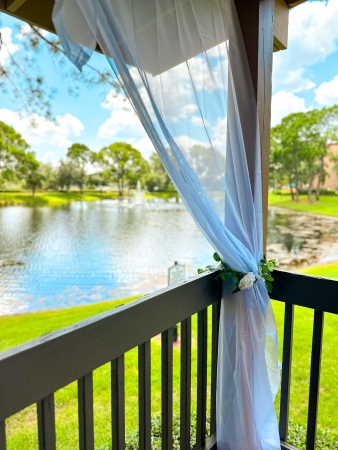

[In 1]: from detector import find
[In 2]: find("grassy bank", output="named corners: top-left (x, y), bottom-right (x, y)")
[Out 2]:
top-left (0, 191), bottom-right (121, 206)
top-left (0, 263), bottom-right (338, 448)
top-left (143, 191), bottom-right (179, 200)
top-left (269, 193), bottom-right (338, 216)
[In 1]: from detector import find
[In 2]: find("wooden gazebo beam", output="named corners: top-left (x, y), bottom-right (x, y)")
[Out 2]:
top-left (286, 0), bottom-right (307, 7)
top-left (0, 0), bottom-right (307, 40)
top-left (0, 0), bottom-right (54, 30)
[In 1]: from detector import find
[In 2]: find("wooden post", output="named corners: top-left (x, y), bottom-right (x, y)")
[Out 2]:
top-left (234, 0), bottom-right (275, 251)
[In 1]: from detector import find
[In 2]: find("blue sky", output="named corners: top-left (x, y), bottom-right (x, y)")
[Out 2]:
top-left (0, 0), bottom-right (337, 164)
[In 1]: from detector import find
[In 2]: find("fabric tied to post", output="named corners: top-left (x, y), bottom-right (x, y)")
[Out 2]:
top-left (52, 0), bottom-right (281, 448)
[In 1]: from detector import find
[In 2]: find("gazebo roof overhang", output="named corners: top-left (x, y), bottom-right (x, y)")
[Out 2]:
top-left (0, 0), bottom-right (308, 53)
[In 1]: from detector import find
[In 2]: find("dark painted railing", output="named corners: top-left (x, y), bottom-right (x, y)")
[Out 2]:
top-left (273, 270), bottom-right (338, 450)
top-left (0, 272), bottom-right (221, 450)
top-left (0, 269), bottom-right (337, 450)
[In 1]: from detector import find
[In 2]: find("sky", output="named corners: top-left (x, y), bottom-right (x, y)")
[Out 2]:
top-left (0, 0), bottom-right (337, 165)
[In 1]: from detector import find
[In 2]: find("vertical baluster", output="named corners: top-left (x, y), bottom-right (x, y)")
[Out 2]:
top-left (0, 421), bottom-right (6, 450)
top-left (139, 341), bottom-right (151, 450)
top-left (37, 393), bottom-right (56, 450)
top-left (279, 303), bottom-right (294, 442)
top-left (180, 317), bottom-right (192, 450)
top-left (306, 310), bottom-right (324, 450)
top-left (161, 328), bottom-right (173, 450)
top-left (78, 373), bottom-right (94, 450)
top-left (196, 308), bottom-right (208, 449)
top-left (210, 301), bottom-right (221, 436)
top-left (112, 355), bottom-right (125, 450)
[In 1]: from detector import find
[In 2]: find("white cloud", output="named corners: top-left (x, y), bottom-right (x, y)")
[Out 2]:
top-left (133, 137), bottom-right (155, 160)
top-left (175, 135), bottom-right (208, 152)
top-left (191, 116), bottom-right (209, 127)
top-left (99, 91), bottom-right (156, 158)
top-left (273, 0), bottom-right (338, 93)
top-left (0, 27), bottom-right (19, 66)
top-left (42, 151), bottom-right (60, 167)
top-left (98, 92), bottom-right (147, 142)
top-left (0, 109), bottom-right (84, 148)
top-left (315, 75), bottom-right (338, 107)
top-left (271, 91), bottom-right (307, 126)
top-left (129, 54), bottom-right (227, 124)
top-left (273, 68), bottom-right (315, 93)
top-left (101, 91), bottom-right (134, 111)
top-left (206, 41), bottom-right (228, 60)
top-left (212, 117), bottom-right (227, 152)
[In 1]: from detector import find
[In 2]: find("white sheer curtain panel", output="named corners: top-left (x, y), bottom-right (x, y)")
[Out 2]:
top-left (53, 0), bottom-right (280, 448)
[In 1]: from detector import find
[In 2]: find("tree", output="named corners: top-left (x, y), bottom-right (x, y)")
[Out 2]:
top-left (270, 107), bottom-right (338, 202)
top-left (0, 121), bottom-right (29, 186)
top-left (270, 114), bottom-right (305, 201)
top-left (18, 151), bottom-right (44, 197)
top-left (145, 153), bottom-right (174, 192)
top-left (0, 23), bottom-right (120, 119)
top-left (57, 159), bottom-right (76, 192)
top-left (94, 143), bottom-right (149, 197)
top-left (187, 145), bottom-right (225, 192)
top-left (39, 163), bottom-right (58, 191)
top-left (87, 172), bottom-right (109, 195)
top-left (67, 143), bottom-right (92, 193)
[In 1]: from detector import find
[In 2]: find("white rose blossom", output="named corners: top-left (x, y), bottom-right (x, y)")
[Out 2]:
top-left (238, 272), bottom-right (256, 291)
top-left (274, 258), bottom-right (280, 267)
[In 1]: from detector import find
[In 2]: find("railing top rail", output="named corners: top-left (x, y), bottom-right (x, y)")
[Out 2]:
top-left (0, 269), bottom-right (337, 422)
top-left (273, 270), bottom-right (338, 315)
top-left (0, 272), bottom-right (221, 421)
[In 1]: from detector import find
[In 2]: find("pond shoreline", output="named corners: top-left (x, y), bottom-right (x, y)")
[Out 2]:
top-left (0, 198), bottom-right (337, 316)
top-left (269, 193), bottom-right (338, 217)
top-left (0, 190), bottom-right (122, 206)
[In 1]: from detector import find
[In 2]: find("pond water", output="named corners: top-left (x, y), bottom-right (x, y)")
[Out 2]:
top-left (0, 199), bottom-right (337, 315)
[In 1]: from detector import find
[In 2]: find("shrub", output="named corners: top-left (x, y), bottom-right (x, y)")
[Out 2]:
top-left (288, 421), bottom-right (338, 450)
top-left (97, 416), bottom-right (338, 449)
top-left (95, 412), bottom-right (210, 450)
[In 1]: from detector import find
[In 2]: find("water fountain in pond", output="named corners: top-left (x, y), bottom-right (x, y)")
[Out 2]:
top-left (133, 180), bottom-right (144, 205)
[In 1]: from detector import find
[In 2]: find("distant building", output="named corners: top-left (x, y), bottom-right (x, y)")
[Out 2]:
top-left (322, 144), bottom-right (338, 190)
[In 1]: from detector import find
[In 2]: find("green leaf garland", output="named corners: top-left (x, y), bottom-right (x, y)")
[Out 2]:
top-left (198, 253), bottom-right (279, 294)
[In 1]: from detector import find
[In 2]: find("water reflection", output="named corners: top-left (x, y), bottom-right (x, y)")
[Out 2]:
top-left (267, 207), bottom-right (338, 267)
top-left (0, 199), bottom-right (213, 315)
top-left (0, 201), bottom-right (337, 315)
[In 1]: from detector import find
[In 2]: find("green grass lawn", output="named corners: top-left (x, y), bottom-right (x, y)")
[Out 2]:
top-left (1, 263), bottom-right (338, 448)
top-left (269, 193), bottom-right (338, 216)
top-left (0, 191), bottom-right (121, 206)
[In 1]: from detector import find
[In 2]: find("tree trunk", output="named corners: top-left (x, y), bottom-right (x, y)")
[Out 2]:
top-left (308, 171), bottom-right (313, 203)
top-left (118, 177), bottom-right (123, 198)
top-left (32, 186), bottom-right (36, 198)
top-left (315, 155), bottom-right (324, 201)
top-left (289, 175), bottom-right (294, 200)
top-left (295, 165), bottom-right (299, 202)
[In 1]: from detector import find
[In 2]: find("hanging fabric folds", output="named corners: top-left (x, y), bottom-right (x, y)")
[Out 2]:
top-left (53, 0), bottom-right (281, 448)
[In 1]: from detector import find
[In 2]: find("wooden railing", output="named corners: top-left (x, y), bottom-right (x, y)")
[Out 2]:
top-left (273, 270), bottom-right (338, 450)
top-left (0, 269), bottom-right (337, 449)
top-left (0, 272), bottom-right (221, 450)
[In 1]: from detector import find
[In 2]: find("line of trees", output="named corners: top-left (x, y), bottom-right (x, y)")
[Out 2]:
top-left (0, 121), bottom-right (176, 196)
top-left (270, 105), bottom-right (338, 202)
